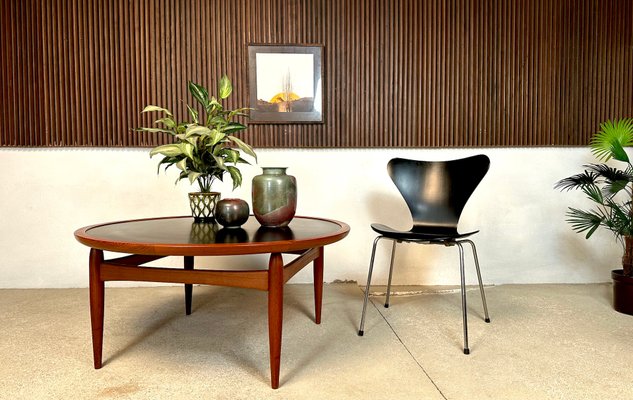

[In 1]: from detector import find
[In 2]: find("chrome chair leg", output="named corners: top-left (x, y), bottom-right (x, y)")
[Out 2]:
top-left (464, 239), bottom-right (490, 323)
top-left (358, 236), bottom-right (383, 336)
top-left (384, 240), bottom-right (397, 308)
top-left (457, 242), bottom-right (470, 354)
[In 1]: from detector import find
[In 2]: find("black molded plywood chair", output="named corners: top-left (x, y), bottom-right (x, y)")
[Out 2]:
top-left (358, 155), bottom-right (491, 354)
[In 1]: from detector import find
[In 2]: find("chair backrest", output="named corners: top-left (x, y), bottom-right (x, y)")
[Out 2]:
top-left (387, 155), bottom-right (490, 233)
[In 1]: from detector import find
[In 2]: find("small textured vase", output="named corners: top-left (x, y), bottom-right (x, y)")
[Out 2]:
top-left (252, 167), bottom-right (297, 227)
top-left (215, 198), bottom-right (250, 228)
top-left (188, 192), bottom-right (220, 223)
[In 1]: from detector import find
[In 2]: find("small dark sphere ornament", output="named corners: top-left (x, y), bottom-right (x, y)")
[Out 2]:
top-left (214, 198), bottom-right (250, 228)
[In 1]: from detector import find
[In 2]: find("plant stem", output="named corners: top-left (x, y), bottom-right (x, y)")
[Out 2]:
top-left (197, 175), bottom-right (214, 193)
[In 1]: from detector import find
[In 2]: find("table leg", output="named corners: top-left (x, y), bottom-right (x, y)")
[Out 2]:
top-left (268, 253), bottom-right (284, 389)
top-left (89, 248), bottom-right (104, 369)
top-left (313, 247), bottom-right (324, 324)
top-left (184, 256), bottom-right (194, 315)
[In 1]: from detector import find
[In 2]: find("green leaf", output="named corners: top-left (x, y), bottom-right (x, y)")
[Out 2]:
top-left (608, 199), bottom-right (630, 222)
top-left (213, 155), bottom-right (227, 170)
top-left (585, 224), bottom-right (600, 239)
top-left (228, 135), bottom-right (257, 161)
top-left (585, 163), bottom-right (633, 196)
top-left (177, 170), bottom-right (188, 185)
top-left (580, 184), bottom-right (603, 204)
top-left (610, 140), bottom-right (629, 163)
top-left (154, 117), bottom-right (176, 129)
top-left (188, 171), bottom-right (202, 185)
top-left (186, 104), bottom-right (199, 124)
top-left (179, 142), bottom-right (195, 159)
top-left (227, 165), bottom-right (242, 190)
top-left (218, 75), bottom-right (232, 99)
top-left (176, 158), bottom-right (188, 171)
top-left (218, 148), bottom-right (239, 164)
top-left (565, 207), bottom-right (603, 238)
top-left (141, 105), bottom-right (173, 116)
top-left (605, 179), bottom-right (630, 195)
top-left (228, 107), bottom-right (252, 119)
top-left (185, 125), bottom-right (212, 138)
top-left (207, 115), bottom-right (228, 127)
top-left (554, 171), bottom-right (598, 191)
top-left (137, 127), bottom-right (175, 135)
top-left (209, 97), bottom-right (223, 113)
top-left (149, 144), bottom-right (183, 158)
top-left (188, 81), bottom-right (209, 109)
top-left (590, 118), bottom-right (633, 162)
top-left (175, 123), bottom-right (188, 135)
top-left (156, 157), bottom-right (176, 174)
top-left (208, 129), bottom-right (226, 147)
top-left (222, 122), bottom-right (247, 134)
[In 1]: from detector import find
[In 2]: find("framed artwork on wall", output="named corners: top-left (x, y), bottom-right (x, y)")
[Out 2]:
top-left (248, 44), bottom-right (323, 123)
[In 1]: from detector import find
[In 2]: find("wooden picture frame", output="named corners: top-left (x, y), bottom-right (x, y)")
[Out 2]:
top-left (248, 45), bottom-right (323, 124)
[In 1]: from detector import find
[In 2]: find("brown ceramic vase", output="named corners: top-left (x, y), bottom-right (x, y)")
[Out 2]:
top-left (252, 167), bottom-right (297, 228)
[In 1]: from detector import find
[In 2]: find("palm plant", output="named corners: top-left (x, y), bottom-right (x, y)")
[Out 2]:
top-left (137, 75), bottom-right (257, 192)
top-left (555, 118), bottom-right (633, 276)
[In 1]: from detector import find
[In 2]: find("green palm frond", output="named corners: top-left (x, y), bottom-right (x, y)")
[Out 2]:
top-left (581, 183), bottom-right (604, 204)
top-left (565, 207), bottom-right (605, 238)
top-left (604, 198), bottom-right (633, 236)
top-left (554, 171), bottom-right (598, 191)
top-left (604, 179), bottom-right (631, 197)
top-left (590, 118), bottom-right (633, 162)
top-left (586, 163), bottom-right (633, 182)
top-left (586, 163), bottom-right (633, 195)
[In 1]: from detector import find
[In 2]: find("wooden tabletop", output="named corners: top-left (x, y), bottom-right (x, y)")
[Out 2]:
top-left (74, 216), bottom-right (350, 256)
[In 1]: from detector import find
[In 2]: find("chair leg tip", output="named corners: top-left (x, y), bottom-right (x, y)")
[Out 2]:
top-left (485, 318), bottom-right (491, 323)
top-left (463, 348), bottom-right (470, 355)
top-left (358, 330), bottom-right (364, 336)
top-left (384, 303), bottom-right (389, 308)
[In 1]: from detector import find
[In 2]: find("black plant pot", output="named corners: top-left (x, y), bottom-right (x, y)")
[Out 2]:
top-left (612, 269), bottom-right (633, 316)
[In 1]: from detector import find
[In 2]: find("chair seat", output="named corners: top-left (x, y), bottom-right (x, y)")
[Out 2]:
top-left (371, 223), bottom-right (479, 242)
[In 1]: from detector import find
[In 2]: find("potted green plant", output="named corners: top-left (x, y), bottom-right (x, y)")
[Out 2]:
top-left (555, 118), bottom-right (633, 315)
top-left (137, 75), bottom-right (257, 222)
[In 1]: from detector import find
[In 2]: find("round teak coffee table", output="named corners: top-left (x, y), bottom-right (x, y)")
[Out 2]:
top-left (74, 215), bottom-right (350, 389)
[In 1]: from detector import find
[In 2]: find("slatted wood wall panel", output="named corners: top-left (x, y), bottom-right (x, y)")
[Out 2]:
top-left (1, 0), bottom-right (631, 148)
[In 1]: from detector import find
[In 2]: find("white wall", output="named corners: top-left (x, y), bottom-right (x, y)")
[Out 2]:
top-left (0, 147), bottom-right (621, 288)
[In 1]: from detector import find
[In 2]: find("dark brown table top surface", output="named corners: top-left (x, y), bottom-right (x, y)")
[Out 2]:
top-left (75, 216), bottom-right (350, 256)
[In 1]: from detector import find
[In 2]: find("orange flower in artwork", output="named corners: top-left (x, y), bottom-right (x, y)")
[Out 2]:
top-left (269, 92), bottom-right (300, 103)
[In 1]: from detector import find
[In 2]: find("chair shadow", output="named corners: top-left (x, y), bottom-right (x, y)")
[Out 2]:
top-left (367, 287), bottom-right (493, 353)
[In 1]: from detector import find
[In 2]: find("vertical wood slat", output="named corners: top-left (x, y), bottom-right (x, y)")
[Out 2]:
top-left (0, 0), bottom-right (631, 148)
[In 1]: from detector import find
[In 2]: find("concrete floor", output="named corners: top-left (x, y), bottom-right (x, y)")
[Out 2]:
top-left (1, 283), bottom-right (632, 399)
